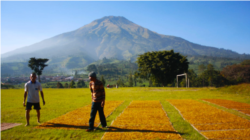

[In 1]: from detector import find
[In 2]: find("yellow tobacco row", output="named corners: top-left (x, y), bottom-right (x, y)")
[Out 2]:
top-left (194, 122), bottom-right (250, 131)
top-left (203, 99), bottom-right (250, 115)
top-left (102, 101), bottom-right (182, 140)
top-left (103, 132), bottom-right (182, 140)
top-left (201, 129), bottom-right (250, 139)
top-left (167, 99), bottom-right (250, 139)
top-left (36, 101), bottom-right (123, 130)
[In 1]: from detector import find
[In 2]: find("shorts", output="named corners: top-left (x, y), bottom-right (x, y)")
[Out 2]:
top-left (26, 102), bottom-right (41, 110)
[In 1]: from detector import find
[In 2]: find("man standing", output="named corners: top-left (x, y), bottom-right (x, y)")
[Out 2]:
top-left (23, 73), bottom-right (45, 126)
top-left (86, 71), bottom-right (107, 132)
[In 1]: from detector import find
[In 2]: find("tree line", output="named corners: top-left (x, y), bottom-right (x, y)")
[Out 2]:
top-left (84, 50), bottom-right (249, 88)
top-left (55, 80), bottom-right (86, 88)
top-left (183, 60), bottom-right (250, 87)
top-left (25, 51), bottom-right (250, 88)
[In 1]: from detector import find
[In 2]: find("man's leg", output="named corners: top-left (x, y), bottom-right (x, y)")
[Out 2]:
top-left (25, 110), bottom-right (30, 126)
top-left (34, 103), bottom-right (41, 124)
top-left (88, 102), bottom-right (98, 130)
top-left (36, 110), bottom-right (40, 123)
top-left (98, 103), bottom-right (107, 127)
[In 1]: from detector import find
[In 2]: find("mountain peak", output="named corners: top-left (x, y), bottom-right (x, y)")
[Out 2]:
top-left (2, 16), bottom-right (248, 64)
top-left (77, 16), bottom-right (140, 34)
top-left (94, 16), bottom-right (134, 26)
top-left (101, 16), bottom-right (127, 20)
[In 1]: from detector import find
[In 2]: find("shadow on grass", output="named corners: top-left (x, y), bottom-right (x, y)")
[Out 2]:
top-left (104, 126), bottom-right (185, 135)
top-left (37, 123), bottom-right (185, 135)
top-left (37, 122), bottom-right (90, 129)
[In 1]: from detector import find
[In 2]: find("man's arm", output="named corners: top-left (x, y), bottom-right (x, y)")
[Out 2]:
top-left (89, 83), bottom-right (93, 93)
top-left (101, 97), bottom-right (105, 107)
top-left (40, 91), bottom-right (45, 105)
top-left (23, 91), bottom-right (27, 106)
top-left (101, 84), bottom-right (105, 107)
top-left (39, 83), bottom-right (45, 105)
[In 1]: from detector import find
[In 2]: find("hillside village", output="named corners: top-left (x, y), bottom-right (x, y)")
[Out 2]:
top-left (1, 75), bottom-right (89, 86)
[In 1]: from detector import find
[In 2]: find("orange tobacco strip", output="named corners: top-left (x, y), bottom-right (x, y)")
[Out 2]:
top-left (201, 129), bottom-right (250, 139)
top-left (102, 101), bottom-right (183, 140)
top-left (36, 101), bottom-right (123, 130)
top-left (167, 99), bottom-right (250, 139)
top-left (203, 99), bottom-right (250, 115)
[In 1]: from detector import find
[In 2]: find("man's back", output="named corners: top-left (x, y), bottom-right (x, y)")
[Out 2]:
top-left (89, 79), bottom-right (105, 102)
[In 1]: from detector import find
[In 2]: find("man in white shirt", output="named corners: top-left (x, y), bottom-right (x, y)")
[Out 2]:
top-left (23, 73), bottom-right (45, 126)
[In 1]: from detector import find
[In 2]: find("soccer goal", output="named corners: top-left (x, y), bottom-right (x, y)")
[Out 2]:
top-left (176, 73), bottom-right (189, 88)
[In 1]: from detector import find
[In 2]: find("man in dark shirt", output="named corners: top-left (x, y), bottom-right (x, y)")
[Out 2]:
top-left (86, 71), bottom-right (107, 132)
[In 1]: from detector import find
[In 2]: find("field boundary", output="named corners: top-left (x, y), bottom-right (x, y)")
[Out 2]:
top-left (160, 101), bottom-right (184, 138)
top-left (202, 99), bottom-right (250, 117)
top-left (102, 100), bottom-right (183, 140)
top-left (101, 101), bottom-right (132, 140)
top-left (167, 101), bottom-right (208, 139)
top-left (96, 101), bottom-right (125, 128)
top-left (167, 99), bottom-right (250, 139)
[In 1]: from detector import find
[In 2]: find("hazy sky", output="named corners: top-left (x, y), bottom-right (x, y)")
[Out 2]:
top-left (1, 1), bottom-right (250, 54)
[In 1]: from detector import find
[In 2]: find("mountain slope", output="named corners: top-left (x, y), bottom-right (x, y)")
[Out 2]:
top-left (2, 16), bottom-right (249, 67)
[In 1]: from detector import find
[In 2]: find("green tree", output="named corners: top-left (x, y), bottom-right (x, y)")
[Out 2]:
top-left (77, 80), bottom-right (85, 88)
top-left (116, 77), bottom-right (124, 87)
top-left (207, 64), bottom-right (214, 71)
top-left (74, 70), bottom-right (79, 78)
top-left (180, 78), bottom-right (186, 87)
top-left (134, 72), bottom-right (138, 86)
top-left (136, 50), bottom-right (189, 86)
top-left (57, 82), bottom-right (64, 88)
top-left (207, 64), bottom-right (215, 86)
top-left (241, 59), bottom-right (250, 65)
top-left (69, 80), bottom-right (76, 88)
top-left (148, 77), bottom-right (153, 87)
top-left (28, 57), bottom-right (49, 82)
top-left (87, 64), bottom-right (98, 73)
top-left (196, 64), bottom-right (228, 87)
top-left (128, 72), bottom-right (133, 87)
top-left (180, 69), bottom-right (198, 87)
top-left (198, 64), bottom-right (206, 74)
top-left (187, 69), bottom-right (198, 87)
top-left (102, 57), bottom-right (109, 63)
top-left (221, 64), bottom-right (250, 84)
top-left (100, 75), bottom-right (106, 86)
top-left (64, 83), bottom-right (69, 88)
top-left (137, 78), bottom-right (143, 84)
top-left (198, 64), bottom-right (206, 87)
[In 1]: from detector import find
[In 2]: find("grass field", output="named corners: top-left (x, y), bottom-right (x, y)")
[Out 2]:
top-left (1, 84), bottom-right (250, 140)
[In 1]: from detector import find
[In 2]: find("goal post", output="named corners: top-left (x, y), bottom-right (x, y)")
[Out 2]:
top-left (176, 73), bottom-right (189, 88)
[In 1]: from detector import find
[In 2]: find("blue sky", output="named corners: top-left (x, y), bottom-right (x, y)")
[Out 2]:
top-left (1, 1), bottom-right (250, 54)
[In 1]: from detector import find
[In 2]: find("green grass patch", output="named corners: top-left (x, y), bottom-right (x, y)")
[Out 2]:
top-left (162, 101), bottom-right (206, 140)
top-left (216, 83), bottom-right (250, 95)
top-left (2, 85), bottom-right (250, 140)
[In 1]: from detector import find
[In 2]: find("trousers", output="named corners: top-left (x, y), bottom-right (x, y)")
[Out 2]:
top-left (89, 102), bottom-right (107, 129)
